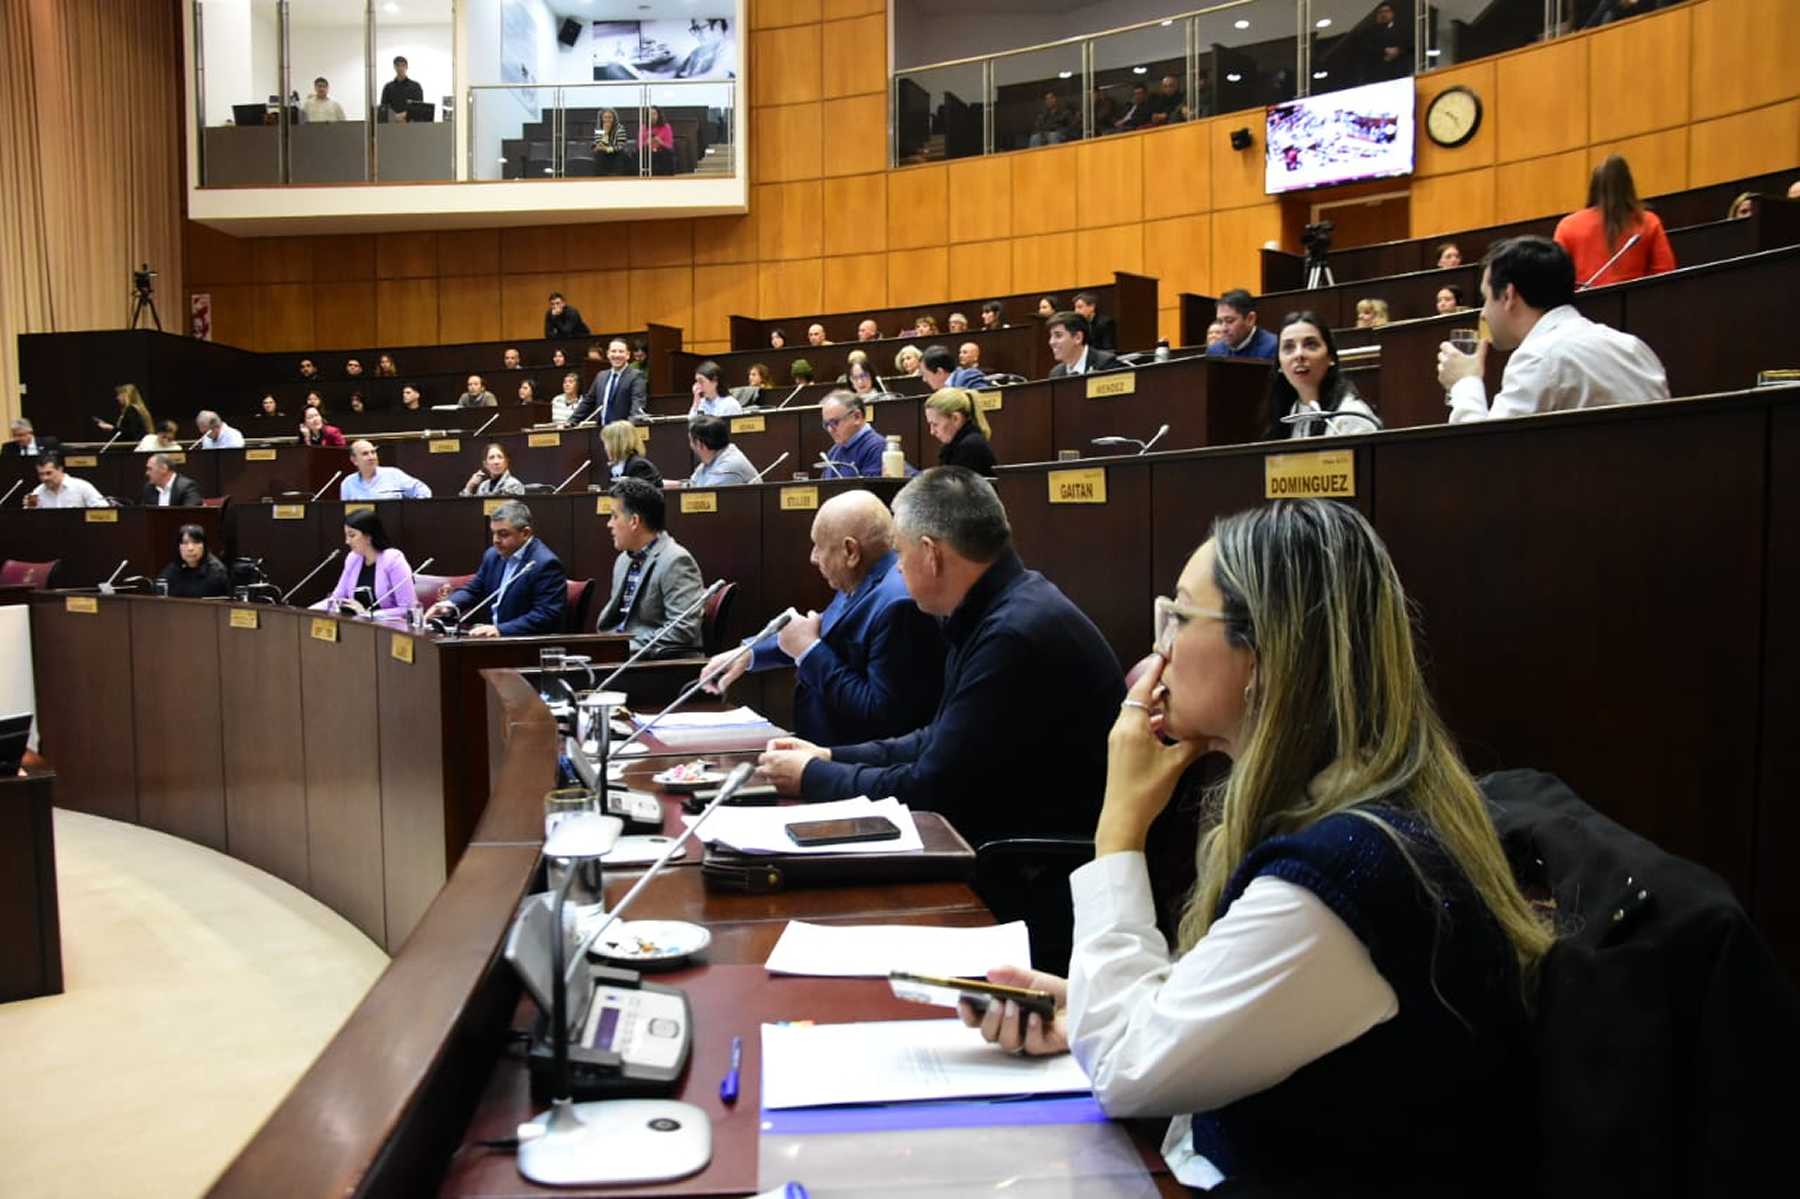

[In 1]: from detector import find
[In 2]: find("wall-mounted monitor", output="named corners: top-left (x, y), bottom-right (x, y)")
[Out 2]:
top-left (1264, 77), bottom-right (1415, 195)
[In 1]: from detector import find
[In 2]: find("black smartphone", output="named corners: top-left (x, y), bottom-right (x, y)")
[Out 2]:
top-left (887, 971), bottom-right (1058, 1020)
top-left (682, 783), bottom-right (780, 813)
top-left (784, 815), bottom-right (902, 847)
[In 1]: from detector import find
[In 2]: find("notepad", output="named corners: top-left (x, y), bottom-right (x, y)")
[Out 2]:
top-left (764, 920), bottom-right (1031, 978)
top-left (684, 796), bottom-right (924, 855)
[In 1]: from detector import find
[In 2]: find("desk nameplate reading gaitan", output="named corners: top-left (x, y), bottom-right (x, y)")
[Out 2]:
top-left (1047, 467), bottom-right (1107, 504)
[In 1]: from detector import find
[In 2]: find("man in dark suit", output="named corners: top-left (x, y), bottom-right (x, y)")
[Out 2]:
top-left (141, 453), bottom-right (203, 506)
top-left (704, 490), bottom-right (944, 745)
top-left (571, 337), bottom-right (647, 426)
top-left (1073, 291), bottom-right (1118, 352)
top-left (543, 291), bottom-right (590, 340)
top-left (1045, 311), bottom-right (1118, 378)
top-left (4, 419), bottom-right (58, 458)
top-left (428, 500), bottom-right (568, 637)
top-left (595, 478), bottom-right (706, 656)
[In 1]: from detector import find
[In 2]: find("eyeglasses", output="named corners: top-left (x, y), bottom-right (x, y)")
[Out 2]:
top-left (1153, 595), bottom-right (1229, 656)
top-left (821, 416), bottom-right (843, 431)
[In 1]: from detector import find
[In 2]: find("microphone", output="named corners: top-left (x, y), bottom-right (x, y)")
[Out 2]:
top-left (445, 559), bottom-right (537, 630)
top-left (1140, 423), bottom-right (1170, 454)
top-left (1280, 409), bottom-right (1381, 432)
top-left (816, 453), bottom-right (847, 478)
top-left (189, 435), bottom-right (207, 451)
top-left (473, 412), bottom-right (500, 437)
top-left (280, 548), bottom-right (343, 605)
top-left (99, 429), bottom-right (124, 453)
top-left (773, 383), bottom-right (806, 409)
top-left (609, 609), bottom-right (797, 758)
top-left (1092, 424), bottom-right (1170, 456)
top-left (750, 451), bottom-right (790, 482)
top-left (310, 470), bottom-right (344, 501)
top-left (98, 559), bottom-right (129, 591)
top-left (593, 578), bottom-right (727, 693)
top-left (359, 555), bottom-right (434, 615)
top-left (1579, 233), bottom-right (1641, 289)
top-left (552, 460), bottom-right (591, 494)
top-left (0, 480), bottom-right (22, 506)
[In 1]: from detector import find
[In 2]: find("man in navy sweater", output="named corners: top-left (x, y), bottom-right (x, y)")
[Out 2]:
top-left (759, 467), bottom-right (1124, 848)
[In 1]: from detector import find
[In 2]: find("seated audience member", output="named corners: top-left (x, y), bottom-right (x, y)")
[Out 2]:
top-left (26, 454), bottom-right (108, 508)
top-left (400, 385), bottom-right (424, 412)
top-left (544, 291), bottom-right (590, 340)
top-left (1439, 235), bottom-right (1669, 423)
top-left (915, 314), bottom-right (941, 337)
top-left (769, 328), bottom-right (787, 349)
top-left (141, 452), bottom-right (203, 506)
top-left (196, 410), bottom-right (245, 449)
top-left (837, 349), bottom-right (871, 384)
top-left (640, 105), bottom-right (676, 176)
top-left (585, 342), bottom-right (606, 364)
top-left (921, 344), bottom-right (988, 391)
top-left (595, 478), bottom-right (704, 654)
top-left (349, 392), bottom-right (367, 414)
top-left (298, 407), bottom-right (347, 447)
top-left (158, 524), bottom-right (232, 598)
top-left (574, 337), bottom-right (649, 426)
top-left (592, 108), bottom-right (634, 175)
top-left (339, 438), bottom-right (433, 499)
top-left (706, 490), bottom-right (945, 743)
top-left (502, 348), bottom-right (523, 370)
top-left (1074, 291), bottom-right (1117, 351)
top-left (137, 419), bottom-right (179, 452)
top-left (689, 360), bottom-right (745, 417)
top-left (847, 358), bottom-right (881, 397)
top-left (251, 394), bottom-right (285, 422)
top-left (299, 358), bottom-right (319, 379)
top-left (304, 389), bottom-right (327, 412)
top-left (460, 374), bottom-right (498, 408)
top-left (315, 508), bottom-right (416, 616)
top-left (5, 418), bottom-right (57, 457)
top-left (1727, 192), bottom-right (1756, 220)
top-left (980, 301), bottom-right (1004, 330)
top-left (1113, 83), bottom-right (1153, 130)
top-left (791, 358), bottom-right (815, 385)
top-left (345, 358), bottom-right (364, 378)
top-left (376, 353), bottom-right (398, 376)
top-left (631, 342), bottom-right (649, 373)
top-left (746, 362), bottom-right (775, 392)
top-left (552, 348), bottom-right (568, 368)
top-left (1093, 88), bottom-right (1119, 130)
top-left (1030, 90), bottom-right (1076, 146)
top-left (461, 442), bottom-right (527, 497)
top-left (1554, 154), bottom-right (1676, 285)
top-left (1789, 180), bottom-right (1800, 200)
top-left (553, 372), bottom-right (581, 424)
top-left (685, 415), bottom-right (760, 487)
top-left (820, 391), bottom-right (891, 478)
top-left (1436, 241), bottom-right (1463, 269)
top-left (1037, 295), bottom-right (1062, 319)
top-left (1205, 289), bottom-right (1279, 360)
top-left (1047, 311), bottom-right (1117, 377)
top-left (1266, 313), bottom-right (1382, 439)
top-left (947, 312), bottom-right (970, 333)
top-left (427, 500), bottom-right (567, 637)
top-left (1205, 321), bottom-right (1227, 348)
top-left (963, 499), bottom-right (1550, 1194)
top-left (515, 379), bottom-right (538, 407)
top-left (759, 467), bottom-right (1123, 847)
top-left (1435, 284), bottom-right (1465, 314)
top-left (926, 388), bottom-right (997, 476)
top-left (1354, 298), bottom-right (1390, 329)
top-left (807, 323), bottom-right (829, 347)
top-left (894, 345), bottom-right (923, 376)
top-left (98, 383), bottom-right (154, 441)
top-left (857, 319), bottom-right (880, 342)
top-left (603, 419), bottom-right (662, 488)
top-left (957, 341), bottom-right (985, 373)
top-left (1149, 75), bottom-right (1185, 125)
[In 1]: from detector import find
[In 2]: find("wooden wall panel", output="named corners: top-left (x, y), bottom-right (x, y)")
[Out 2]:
top-left (1010, 232), bottom-right (1076, 294)
top-left (188, 222), bottom-right (253, 285)
top-left (1010, 142), bottom-right (1079, 237)
top-left (886, 247), bottom-right (949, 309)
top-left (1589, 127), bottom-right (1690, 199)
top-left (312, 282), bottom-right (375, 349)
top-left (567, 270), bottom-right (632, 336)
top-left (376, 232), bottom-right (437, 279)
top-left (691, 265), bottom-right (755, 346)
top-left (1142, 215), bottom-right (1211, 308)
top-left (823, 0), bottom-right (882, 18)
top-left (693, 214), bottom-right (757, 265)
top-left (947, 239), bottom-right (1013, 301)
top-left (253, 238), bottom-right (313, 284)
top-left (947, 156), bottom-right (1012, 244)
top-left (498, 227), bottom-right (570, 275)
top-left (754, 102), bottom-right (824, 184)
top-left (821, 13), bottom-right (885, 99)
top-left (759, 258), bottom-right (824, 318)
top-left (1589, 6), bottom-right (1691, 143)
top-left (1210, 115), bottom-right (1268, 211)
top-left (1413, 60), bottom-right (1497, 178)
top-left (1141, 121), bottom-right (1211, 220)
top-left (1494, 149), bottom-right (1590, 224)
top-left (1076, 223), bottom-right (1143, 282)
top-left (312, 235), bottom-right (375, 283)
top-left (553, 223), bottom-right (615, 273)
top-left (437, 276), bottom-right (501, 345)
top-left (498, 273), bottom-right (554, 341)
top-left (204, 286), bottom-right (257, 356)
top-left (437, 229), bottom-right (499, 277)
top-left (628, 267), bottom-right (696, 336)
top-left (887, 165), bottom-right (949, 251)
top-left (822, 94), bottom-right (888, 177)
top-left (1497, 37), bottom-right (1588, 163)
top-left (254, 283), bottom-right (315, 353)
top-left (1209, 204), bottom-right (1282, 295)
top-left (823, 174), bottom-right (888, 255)
top-left (1690, 0), bottom-right (1800, 122)
top-left (1688, 100), bottom-right (1800, 188)
top-left (822, 253), bottom-right (889, 312)
top-left (1409, 169), bottom-right (1497, 239)
top-left (1077, 135), bottom-right (1143, 230)
top-left (753, 0), bottom-right (822, 29)
top-left (375, 279), bottom-right (439, 348)
top-left (757, 181), bottom-right (825, 261)
top-left (628, 220), bottom-right (697, 270)
top-left (753, 25), bottom-right (823, 107)
top-left (1159, 308), bottom-right (1182, 345)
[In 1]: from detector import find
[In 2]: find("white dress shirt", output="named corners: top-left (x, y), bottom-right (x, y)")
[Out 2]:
top-left (1447, 304), bottom-right (1669, 423)
top-left (301, 96), bottom-right (346, 123)
top-left (1067, 350), bottom-right (1090, 376)
top-left (1285, 393), bottom-right (1381, 438)
top-left (203, 424), bottom-right (245, 449)
top-left (340, 466), bottom-right (432, 500)
top-left (152, 480), bottom-right (173, 506)
top-left (1066, 852), bottom-right (1398, 1189)
top-left (30, 476), bottom-right (109, 509)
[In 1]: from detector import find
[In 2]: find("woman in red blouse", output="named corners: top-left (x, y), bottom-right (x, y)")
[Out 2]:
top-left (1553, 154), bottom-right (1676, 287)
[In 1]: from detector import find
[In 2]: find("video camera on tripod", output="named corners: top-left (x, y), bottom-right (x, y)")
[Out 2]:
top-left (130, 263), bottom-right (162, 330)
top-left (1301, 221), bottom-right (1334, 288)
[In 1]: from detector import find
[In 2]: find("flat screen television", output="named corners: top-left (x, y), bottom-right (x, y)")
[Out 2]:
top-left (1264, 76), bottom-right (1415, 195)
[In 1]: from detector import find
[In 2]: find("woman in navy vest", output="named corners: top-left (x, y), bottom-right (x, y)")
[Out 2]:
top-left (965, 499), bottom-right (1553, 1193)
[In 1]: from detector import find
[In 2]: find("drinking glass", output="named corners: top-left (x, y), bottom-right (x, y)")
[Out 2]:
top-left (1448, 328), bottom-right (1479, 356)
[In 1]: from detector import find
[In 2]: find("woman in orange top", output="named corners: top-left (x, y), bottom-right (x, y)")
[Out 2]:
top-left (1553, 154), bottom-right (1676, 287)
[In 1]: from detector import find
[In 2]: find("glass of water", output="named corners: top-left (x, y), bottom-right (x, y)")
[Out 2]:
top-left (1448, 328), bottom-right (1480, 356)
top-left (153, 579), bottom-right (169, 597)
top-left (539, 645), bottom-right (566, 674)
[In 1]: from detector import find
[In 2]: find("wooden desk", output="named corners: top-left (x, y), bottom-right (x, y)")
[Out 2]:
top-left (0, 768), bottom-right (62, 1002)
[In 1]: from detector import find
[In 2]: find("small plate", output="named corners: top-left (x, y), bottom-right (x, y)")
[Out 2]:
top-left (601, 835), bottom-right (688, 866)
top-left (652, 766), bottom-right (726, 791)
top-left (587, 919), bottom-right (711, 968)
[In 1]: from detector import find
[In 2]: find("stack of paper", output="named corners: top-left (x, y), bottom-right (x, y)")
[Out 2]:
top-left (763, 920), bottom-right (1031, 977)
top-left (682, 796), bottom-right (923, 855)
top-left (633, 705), bottom-right (781, 747)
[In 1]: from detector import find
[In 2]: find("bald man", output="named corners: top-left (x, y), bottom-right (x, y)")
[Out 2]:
top-left (703, 489), bottom-right (944, 744)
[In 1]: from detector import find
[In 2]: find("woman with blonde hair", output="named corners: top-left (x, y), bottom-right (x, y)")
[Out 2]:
top-left (601, 419), bottom-right (662, 487)
top-left (924, 387), bottom-right (996, 476)
top-left (1727, 191), bottom-right (1757, 220)
top-left (894, 344), bottom-right (923, 376)
top-left (1353, 297), bottom-right (1389, 328)
top-left (965, 499), bottom-right (1552, 1193)
top-left (96, 383), bottom-right (154, 441)
top-left (1554, 153), bottom-right (1676, 285)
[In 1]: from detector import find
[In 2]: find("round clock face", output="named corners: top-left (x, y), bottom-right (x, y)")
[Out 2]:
top-left (1427, 87), bottom-right (1481, 148)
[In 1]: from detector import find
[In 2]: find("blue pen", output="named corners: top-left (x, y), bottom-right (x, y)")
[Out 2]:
top-left (720, 1035), bottom-right (743, 1105)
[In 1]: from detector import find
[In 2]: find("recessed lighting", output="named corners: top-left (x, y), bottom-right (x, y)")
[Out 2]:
top-left (1313, 70), bottom-right (1329, 79)
top-left (1316, 18), bottom-right (1332, 29)
top-left (1426, 48), bottom-right (1442, 57)
top-left (1225, 72), bottom-right (1243, 83)
top-left (1057, 70), bottom-right (1072, 79)
top-left (1234, 19), bottom-right (1250, 30)
top-left (383, 1), bottom-right (398, 12)
top-left (1132, 66), bottom-right (1148, 75)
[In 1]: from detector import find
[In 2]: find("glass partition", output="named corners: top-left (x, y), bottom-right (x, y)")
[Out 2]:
top-left (287, 0), bottom-right (368, 183)
top-left (469, 81), bottom-right (735, 180)
top-left (1196, 0), bottom-right (1298, 114)
top-left (555, 83), bottom-right (648, 179)
top-left (471, 85), bottom-right (562, 180)
top-left (645, 81), bottom-right (736, 176)
top-left (992, 44), bottom-right (1085, 153)
top-left (1309, 1), bottom-right (1411, 97)
top-left (197, 0), bottom-right (284, 187)
top-left (373, 0), bottom-right (454, 181)
top-left (1423, 0), bottom-right (1546, 72)
top-left (894, 61), bottom-right (986, 165)
top-left (1090, 22), bottom-right (1189, 136)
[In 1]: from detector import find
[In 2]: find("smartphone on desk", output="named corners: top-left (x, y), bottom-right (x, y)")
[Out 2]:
top-left (784, 815), bottom-right (901, 847)
top-left (683, 782), bottom-right (779, 813)
top-left (887, 971), bottom-right (1057, 1020)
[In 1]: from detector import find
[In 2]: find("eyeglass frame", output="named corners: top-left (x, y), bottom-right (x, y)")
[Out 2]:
top-left (1153, 595), bottom-right (1230, 656)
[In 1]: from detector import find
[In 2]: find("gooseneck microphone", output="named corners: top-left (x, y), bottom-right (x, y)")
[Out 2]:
top-left (1140, 423), bottom-right (1170, 454)
top-left (609, 609), bottom-right (796, 758)
top-left (0, 480), bottom-right (23, 506)
top-left (1279, 409), bottom-right (1381, 433)
top-left (1579, 233), bottom-right (1641, 290)
top-left (99, 429), bottom-right (124, 453)
top-left (347, 555), bottom-right (435, 616)
top-left (750, 451), bottom-right (790, 483)
top-left (773, 383), bottom-right (807, 410)
top-left (553, 460), bottom-right (592, 494)
top-left (310, 471), bottom-right (344, 501)
top-left (593, 578), bottom-right (727, 693)
top-left (280, 549), bottom-right (343, 605)
top-left (473, 412), bottom-right (500, 437)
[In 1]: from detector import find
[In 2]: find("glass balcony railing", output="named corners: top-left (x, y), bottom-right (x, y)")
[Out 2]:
top-left (468, 80), bottom-right (736, 181)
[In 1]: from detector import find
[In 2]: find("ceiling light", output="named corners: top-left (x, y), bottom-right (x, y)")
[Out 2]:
top-left (1426, 48), bottom-right (1442, 57)
top-left (1160, 19), bottom-right (1173, 26)
top-left (1225, 72), bottom-right (1243, 83)
top-left (383, 2), bottom-right (399, 13)
top-left (1234, 19), bottom-right (1250, 30)
top-left (1132, 66), bottom-right (1148, 75)
top-left (1057, 70), bottom-right (1073, 79)
top-left (1316, 18), bottom-right (1332, 29)
top-left (1313, 70), bottom-right (1329, 79)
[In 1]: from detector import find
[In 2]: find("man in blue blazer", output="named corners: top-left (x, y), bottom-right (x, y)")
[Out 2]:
top-left (430, 499), bottom-right (568, 636)
top-left (704, 489), bottom-right (943, 745)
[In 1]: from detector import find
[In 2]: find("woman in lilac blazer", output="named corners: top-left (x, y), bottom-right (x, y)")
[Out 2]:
top-left (314, 508), bottom-right (416, 616)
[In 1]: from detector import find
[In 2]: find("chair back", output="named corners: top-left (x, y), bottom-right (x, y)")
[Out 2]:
top-left (701, 579), bottom-right (736, 655)
top-left (974, 837), bottom-right (1096, 977)
top-left (564, 578), bottom-right (595, 633)
top-left (0, 559), bottom-right (60, 590)
top-left (202, 496), bottom-right (229, 508)
top-left (413, 572), bottom-right (474, 607)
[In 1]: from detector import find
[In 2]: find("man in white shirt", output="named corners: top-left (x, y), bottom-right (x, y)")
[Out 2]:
top-left (301, 77), bottom-right (345, 123)
top-left (196, 410), bottom-right (244, 449)
top-left (6, 418), bottom-right (54, 457)
top-left (339, 439), bottom-right (432, 500)
top-left (1437, 235), bottom-right (1669, 423)
top-left (27, 456), bottom-right (108, 509)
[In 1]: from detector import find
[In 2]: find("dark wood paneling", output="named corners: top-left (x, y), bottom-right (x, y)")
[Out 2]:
top-left (662, 485), bottom-right (767, 638)
top-left (217, 605), bottom-right (310, 890)
top-left (131, 600), bottom-right (227, 849)
top-left (0, 771), bottom-right (62, 1001)
top-left (377, 627), bottom-right (447, 948)
top-left (300, 615), bottom-right (387, 946)
top-left (1757, 403), bottom-right (1800, 969)
top-left (1047, 359), bottom-right (1269, 459)
top-left (676, 323), bottom-right (1049, 390)
top-left (230, 503), bottom-right (334, 606)
top-left (28, 597), bottom-right (138, 823)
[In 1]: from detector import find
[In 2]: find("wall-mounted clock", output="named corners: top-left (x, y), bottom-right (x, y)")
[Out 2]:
top-left (1425, 85), bottom-right (1482, 148)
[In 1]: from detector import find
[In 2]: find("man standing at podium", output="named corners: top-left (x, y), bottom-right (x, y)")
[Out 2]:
top-left (427, 501), bottom-right (566, 637)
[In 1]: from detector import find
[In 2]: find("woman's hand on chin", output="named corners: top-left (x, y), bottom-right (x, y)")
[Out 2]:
top-left (1097, 654), bottom-right (1211, 856)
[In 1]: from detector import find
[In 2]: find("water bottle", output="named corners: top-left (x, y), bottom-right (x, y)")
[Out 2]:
top-left (1154, 339), bottom-right (1171, 363)
top-left (881, 434), bottom-right (906, 478)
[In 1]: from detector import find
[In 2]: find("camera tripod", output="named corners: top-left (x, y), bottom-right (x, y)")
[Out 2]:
top-left (1305, 256), bottom-right (1335, 289)
top-left (130, 284), bottom-right (162, 331)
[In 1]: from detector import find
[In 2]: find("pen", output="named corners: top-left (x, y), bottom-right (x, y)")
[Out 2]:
top-left (720, 1035), bottom-right (743, 1105)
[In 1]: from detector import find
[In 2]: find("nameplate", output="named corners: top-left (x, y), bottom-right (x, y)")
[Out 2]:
top-left (1086, 372), bottom-right (1136, 399)
top-left (780, 485), bottom-right (819, 511)
top-left (344, 502), bottom-right (374, 516)
top-left (84, 508), bottom-right (118, 523)
top-left (428, 438), bottom-right (461, 454)
top-left (528, 432), bottom-right (561, 448)
top-left (246, 448), bottom-right (278, 461)
top-left (731, 415), bottom-right (766, 434)
top-left (596, 495), bottom-right (616, 515)
top-left (483, 498), bottom-right (508, 516)
top-left (1264, 449), bottom-right (1356, 499)
top-left (975, 390), bottom-right (1003, 412)
top-left (390, 633), bottom-right (414, 664)
top-left (229, 608), bottom-right (260, 630)
top-left (680, 491), bottom-right (718, 514)
top-left (65, 596), bottom-right (98, 614)
top-left (272, 504), bottom-right (305, 520)
top-left (65, 455), bottom-right (97, 467)
top-left (167, 452), bottom-right (186, 465)
top-left (1048, 467), bottom-right (1107, 504)
top-left (310, 617), bottom-right (339, 643)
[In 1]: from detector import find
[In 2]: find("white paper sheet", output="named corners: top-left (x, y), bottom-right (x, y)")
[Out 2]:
top-left (633, 706), bottom-right (768, 729)
top-left (759, 1019), bottom-right (1092, 1110)
top-left (763, 920), bottom-right (1032, 978)
top-left (683, 796), bottom-right (924, 855)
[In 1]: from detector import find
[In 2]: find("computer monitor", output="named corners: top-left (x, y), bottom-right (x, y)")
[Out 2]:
top-left (0, 713), bottom-right (32, 772)
top-left (405, 101), bottom-right (436, 123)
top-left (231, 103), bottom-right (268, 127)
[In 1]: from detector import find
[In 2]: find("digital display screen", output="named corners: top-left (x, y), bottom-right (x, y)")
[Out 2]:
top-left (591, 1004), bottom-right (620, 1049)
top-left (1265, 76), bottom-right (1415, 194)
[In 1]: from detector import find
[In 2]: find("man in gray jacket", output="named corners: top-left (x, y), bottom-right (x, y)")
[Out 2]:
top-left (595, 477), bottom-right (706, 656)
